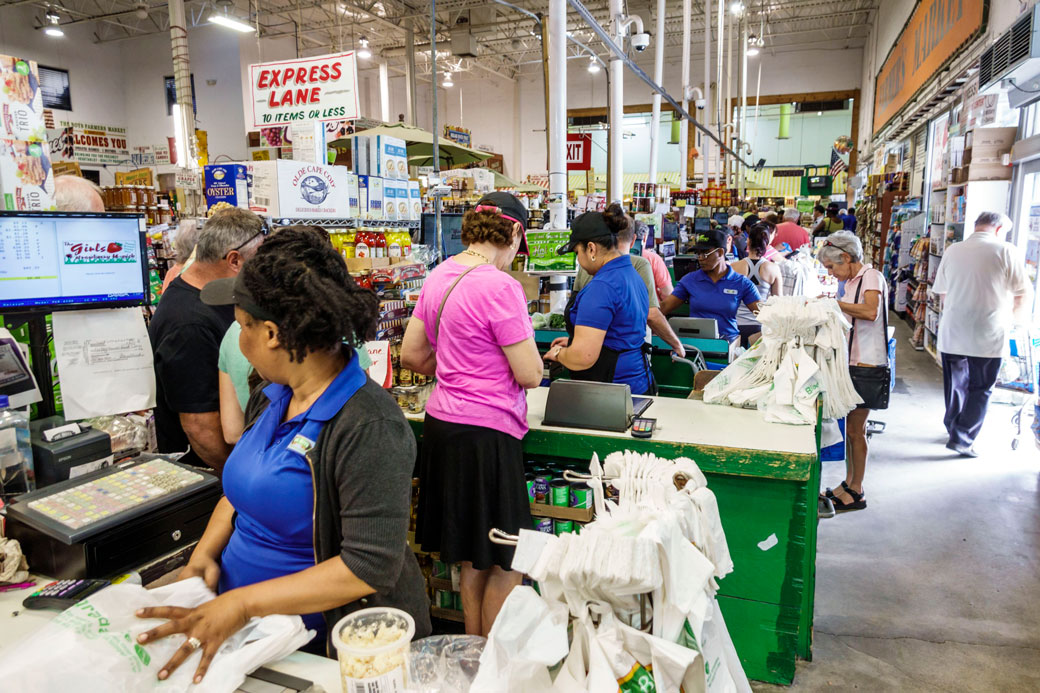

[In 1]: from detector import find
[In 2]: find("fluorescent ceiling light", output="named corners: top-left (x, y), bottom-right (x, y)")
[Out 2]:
top-left (208, 13), bottom-right (255, 32)
top-left (44, 10), bottom-right (63, 37)
top-left (587, 57), bottom-right (600, 73)
top-left (730, 2), bottom-right (744, 14)
top-left (746, 46), bottom-right (759, 56)
top-left (358, 37), bottom-right (372, 59)
top-left (443, 74), bottom-right (454, 87)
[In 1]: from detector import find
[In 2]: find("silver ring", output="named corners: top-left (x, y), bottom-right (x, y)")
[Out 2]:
top-left (186, 636), bottom-right (202, 651)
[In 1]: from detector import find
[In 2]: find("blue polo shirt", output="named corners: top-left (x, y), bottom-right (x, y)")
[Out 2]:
top-left (219, 353), bottom-right (368, 638)
top-left (569, 254), bottom-right (651, 394)
top-left (672, 268), bottom-right (760, 339)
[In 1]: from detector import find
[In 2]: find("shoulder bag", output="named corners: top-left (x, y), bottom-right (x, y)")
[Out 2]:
top-left (847, 270), bottom-right (891, 410)
top-left (434, 264), bottom-right (483, 342)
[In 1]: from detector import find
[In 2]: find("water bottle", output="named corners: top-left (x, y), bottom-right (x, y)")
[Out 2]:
top-left (0, 395), bottom-right (35, 498)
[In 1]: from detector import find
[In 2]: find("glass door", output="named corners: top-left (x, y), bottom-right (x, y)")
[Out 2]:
top-left (1011, 157), bottom-right (1040, 321)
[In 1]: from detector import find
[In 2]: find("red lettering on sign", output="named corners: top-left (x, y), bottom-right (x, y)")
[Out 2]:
top-left (257, 70), bottom-right (271, 89)
top-left (330, 62), bottom-right (342, 80)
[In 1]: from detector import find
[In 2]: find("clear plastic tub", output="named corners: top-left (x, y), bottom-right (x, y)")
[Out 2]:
top-left (333, 607), bottom-right (415, 693)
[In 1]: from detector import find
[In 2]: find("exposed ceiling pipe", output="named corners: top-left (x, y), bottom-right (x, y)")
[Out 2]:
top-left (648, 0), bottom-right (665, 184)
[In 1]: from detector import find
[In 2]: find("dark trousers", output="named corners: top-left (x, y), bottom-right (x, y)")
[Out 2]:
top-left (941, 352), bottom-right (1002, 448)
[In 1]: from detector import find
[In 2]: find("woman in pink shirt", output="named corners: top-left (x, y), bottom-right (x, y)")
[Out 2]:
top-left (402, 192), bottom-right (543, 637)
top-left (634, 219), bottom-right (674, 302)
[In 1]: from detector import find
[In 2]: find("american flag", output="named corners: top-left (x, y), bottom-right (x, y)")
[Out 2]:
top-left (830, 147), bottom-right (847, 177)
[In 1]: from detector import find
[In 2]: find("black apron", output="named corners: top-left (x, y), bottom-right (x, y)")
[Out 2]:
top-left (564, 287), bottom-right (656, 395)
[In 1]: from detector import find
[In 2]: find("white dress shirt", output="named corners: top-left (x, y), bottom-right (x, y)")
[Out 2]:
top-left (932, 231), bottom-right (1031, 358)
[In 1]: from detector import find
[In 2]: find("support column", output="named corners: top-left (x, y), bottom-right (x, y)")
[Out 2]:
top-left (548, 0), bottom-right (568, 228)
top-left (680, 0), bottom-right (692, 189)
top-left (648, 0), bottom-right (665, 184)
top-left (168, 0), bottom-right (196, 168)
top-left (703, 0), bottom-right (712, 186)
top-left (405, 18), bottom-right (417, 125)
top-left (608, 0), bottom-right (624, 203)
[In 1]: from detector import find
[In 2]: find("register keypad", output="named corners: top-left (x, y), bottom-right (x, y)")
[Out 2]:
top-left (27, 459), bottom-right (204, 530)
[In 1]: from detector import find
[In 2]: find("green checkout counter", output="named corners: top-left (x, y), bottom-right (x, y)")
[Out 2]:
top-left (533, 329), bottom-right (741, 399)
top-left (408, 387), bottom-right (821, 685)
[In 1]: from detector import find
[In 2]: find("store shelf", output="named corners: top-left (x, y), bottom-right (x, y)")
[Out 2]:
top-left (430, 607), bottom-right (465, 623)
top-left (430, 577), bottom-right (454, 592)
top-left (530, 503), bottom-right (594, 523)
top-left (266, 217), bottom-right (420, 229)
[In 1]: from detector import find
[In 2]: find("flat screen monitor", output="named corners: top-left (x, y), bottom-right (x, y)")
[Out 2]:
top-left (693, 217), bottom-right (711, 233)
top-left (713, 212), bottom-right (730, 226)
top-left (661, 219), bottom-right (679, 242)
top-left (672, 255), bottom-right (700, 283)
top-left (420, 212), bottom-right (466, 258)
top-left (0, 212), bottom-right (148, 312)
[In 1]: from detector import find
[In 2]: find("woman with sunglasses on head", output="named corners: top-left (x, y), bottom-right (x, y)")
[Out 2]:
top-left (660, 227), bottom-right (762, 342)
top-left (402, 192), bottom-right (543, 637)
top-left (543, 206), bottom-right (655, 395)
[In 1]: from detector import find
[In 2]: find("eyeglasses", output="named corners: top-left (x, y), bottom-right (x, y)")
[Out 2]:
top-left (694, 248), bottom-right (722, 259)
top-left (224, 222), bottom-right (271, 258)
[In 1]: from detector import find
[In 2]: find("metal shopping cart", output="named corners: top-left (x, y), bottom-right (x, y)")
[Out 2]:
top-left (997, 327), bottom-right (1038, 451)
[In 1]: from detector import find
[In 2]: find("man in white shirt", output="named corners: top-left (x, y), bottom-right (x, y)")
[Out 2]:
top-left (932, 212), bottom-right (1032, 457)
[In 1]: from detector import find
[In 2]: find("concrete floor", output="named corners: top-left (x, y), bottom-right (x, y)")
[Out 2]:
top-left (754, 318), bottom-right (1040, 692)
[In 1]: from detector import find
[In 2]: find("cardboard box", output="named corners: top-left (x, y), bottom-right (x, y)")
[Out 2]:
top-left (384, 182), bottom-right (398, 220)
top-left (393, 180), bottom-right (410, 221)
top-left (0, 55), bottom-right (45, 141)
top-left (345, 173), bottom-right (360, 218)
top-left (359, 175), bottom-right (383, 219)
top-left (247, 160), bottom-right (351, 219)
top-left (966, 162), bottom-right (1012, 182)
top-left (352, 135), bottom-right (372, 176)
top-left (408, 180), bottom-right (422, 221)
top-left (375, 135), bottom-right (407, 179)
top-left (970, 127), bottom-right (1016, 149)
top-left (0, 138), bottom-right (55, 211)
top-left (204, 164), bottom-right (249, 211)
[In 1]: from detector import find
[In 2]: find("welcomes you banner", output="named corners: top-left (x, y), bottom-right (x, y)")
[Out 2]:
top-left (247, 52), bottom-right (360, 129)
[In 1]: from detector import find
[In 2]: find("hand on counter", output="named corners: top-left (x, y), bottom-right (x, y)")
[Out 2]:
top-left (176, 555), bottom-right (221, 592)
top-left (136, 591), bottom-right (249, 684)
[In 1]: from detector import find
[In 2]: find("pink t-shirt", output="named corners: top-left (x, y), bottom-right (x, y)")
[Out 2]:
top-left (839, 266), bottom-right (888, 366)
top-left (773, 221), bottom-right (810, 251)
top-left (413, 259), bottom-right (534, 439)
top-left (641, 249), bottom-right (674, 303)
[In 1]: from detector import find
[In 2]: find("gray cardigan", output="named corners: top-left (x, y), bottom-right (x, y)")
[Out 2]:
top-left (244, 376), bottom-right (432, 654)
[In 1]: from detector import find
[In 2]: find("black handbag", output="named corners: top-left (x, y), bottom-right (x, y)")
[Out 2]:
top-left (847, 273), bottom-right (891, 410)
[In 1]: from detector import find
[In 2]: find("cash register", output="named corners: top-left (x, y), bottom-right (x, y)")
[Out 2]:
top-left (4, 457), bottom-right (221, 579)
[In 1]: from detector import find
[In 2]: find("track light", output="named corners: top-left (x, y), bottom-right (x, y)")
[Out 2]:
top-left (358, 37), bottom-right (372, 59)
top-left (44, 9), bottom-right (63, 37)
top-left (587, 56), bottom-right (600, 73)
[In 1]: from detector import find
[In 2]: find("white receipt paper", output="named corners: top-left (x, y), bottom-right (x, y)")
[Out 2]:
top-left (52, 308), bottom-right (156, 420)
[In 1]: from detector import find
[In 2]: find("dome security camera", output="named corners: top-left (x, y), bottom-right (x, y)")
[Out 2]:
top-left (631, 32), bottom-right (650, 51)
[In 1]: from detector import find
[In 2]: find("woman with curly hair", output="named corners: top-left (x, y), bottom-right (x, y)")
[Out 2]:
top-left (402, 192), bottom-right (543, 637)
top-left (134, 227), bottom-right (430, 683)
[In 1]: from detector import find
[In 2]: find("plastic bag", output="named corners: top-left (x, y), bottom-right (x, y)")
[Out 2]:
top-left (470, 586), bottom-right (569, 693)
top-left (0, 577), bottom-right (313, 693)
top-left (408, 635), bottom-right (486, 692)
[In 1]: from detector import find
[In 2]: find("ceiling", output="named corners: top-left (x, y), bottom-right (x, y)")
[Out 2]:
top-left (4, 0), bottom-right (880, 83)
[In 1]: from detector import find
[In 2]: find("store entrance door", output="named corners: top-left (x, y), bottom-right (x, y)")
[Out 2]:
top-left (1011, 158), bottom-right (1040, 320)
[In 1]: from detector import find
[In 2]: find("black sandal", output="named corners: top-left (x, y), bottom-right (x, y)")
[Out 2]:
top-left (831, 485), bottom-right (866, 512)
top-left (823, 480), bottom-right (851, 499)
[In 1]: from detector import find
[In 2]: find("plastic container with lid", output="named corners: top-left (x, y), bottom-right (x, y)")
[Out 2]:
top-left (373, 230), bottom-right (387, 258)
top-left (355, 230), bottom-right (373, 258)
top-left (333, 607), bottom-right (415, 693)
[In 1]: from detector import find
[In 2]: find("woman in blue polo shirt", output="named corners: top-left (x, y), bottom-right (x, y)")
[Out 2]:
top-left (661, 227), bottom-right (761, 341)
top-left (544, 207), bottom-right (653, 394)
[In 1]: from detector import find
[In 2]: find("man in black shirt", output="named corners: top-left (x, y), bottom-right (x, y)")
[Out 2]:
top-left (149, 208), bottom-right (265, 471)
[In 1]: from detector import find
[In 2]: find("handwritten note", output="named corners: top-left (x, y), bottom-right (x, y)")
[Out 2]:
top-left (52, 308), bottom-right (156, 420)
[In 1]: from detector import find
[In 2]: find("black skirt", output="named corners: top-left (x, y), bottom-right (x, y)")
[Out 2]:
top-left (416, 414), bottom-right (532, 571)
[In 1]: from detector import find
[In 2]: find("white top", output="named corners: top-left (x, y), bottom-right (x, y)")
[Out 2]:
top-left (839, 265), bottom-right (888, 366)
top-left (932, 231), bottom-right (1031, 358)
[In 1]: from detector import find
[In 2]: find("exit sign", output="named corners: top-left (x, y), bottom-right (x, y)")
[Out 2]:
top-left (567, 134), bottom-right (591, 171)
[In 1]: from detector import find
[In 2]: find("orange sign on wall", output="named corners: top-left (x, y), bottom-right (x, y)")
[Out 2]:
top-left (873, 0), bottom-right (986, 135)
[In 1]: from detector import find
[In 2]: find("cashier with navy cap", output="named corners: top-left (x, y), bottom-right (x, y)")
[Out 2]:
top-left (661, 226), bottom-right (762, 341)
top-left (544, 207), bottom-right (654, 395)
top-left (133, 228), bottom-right (429, 684)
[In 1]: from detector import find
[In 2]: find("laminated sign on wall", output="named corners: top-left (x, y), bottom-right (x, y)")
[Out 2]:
top-left (58, 121), bottom-right (129, 166)
top-left (248, 52), bottom-right (360, 128)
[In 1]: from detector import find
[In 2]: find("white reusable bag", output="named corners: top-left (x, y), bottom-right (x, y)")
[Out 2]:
top-left (0, 577), bottom-right (313, 693)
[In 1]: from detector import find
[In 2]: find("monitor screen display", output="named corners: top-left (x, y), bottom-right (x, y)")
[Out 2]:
top-left (0, 212), bottom-right (148, 312)
top-left (421, 213), bottom-right (466, 258)
top-left (693, 217), bottom-right (711, 233)
top-left (672, 255), bottom-right (700, 283)
top-left (661, 220), bottom-right (679, 242)
top-left (713, 212), bottom-right (730, 226)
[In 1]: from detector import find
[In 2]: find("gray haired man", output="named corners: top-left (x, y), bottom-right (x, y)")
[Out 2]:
top-left (932, 211), bottom-right (1032, 457)
top-left (148, 208), bottom-right (267, 471)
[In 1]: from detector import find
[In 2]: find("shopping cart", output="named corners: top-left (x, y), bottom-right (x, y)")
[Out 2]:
top-left (997, 327), bottom-right (1038, 451)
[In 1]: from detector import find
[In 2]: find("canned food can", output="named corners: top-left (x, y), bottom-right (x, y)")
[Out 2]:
top-left (436, 589), bottom-right (453, 608)
top-left (432, 559), bottom-right (448, 578)
top-left (554, 520), bottom-right (574, 535)
top-left (453, 592), bottom-right (463, 611)
top-left (550, 479), bottom-right (570, 506)
top-left (533, 473), bottom-right (552, 504)
top-left (569, 482), bottom-right (591, 509)
top-left (533, 517), bottom-right (554, 534)
top-left (525, 473), bottom-right (536, 503)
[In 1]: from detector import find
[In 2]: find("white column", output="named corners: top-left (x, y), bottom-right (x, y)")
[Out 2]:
top-left (379, 61), bottom-right (390, 123)
top-left (679, 0), bottom-right (691, 188)
top-left (404, 19), bottom-right (417, 125)
top-left (648, 0), bottom-right (666, 184)
top-left (608, 0), bottom-right (624, 203)
top-left (168, 0), bottom-right (196, 168)
top-left (704, 0), bottom-right (712, 186)
top-left (548, 0), bottom-right (568, 229)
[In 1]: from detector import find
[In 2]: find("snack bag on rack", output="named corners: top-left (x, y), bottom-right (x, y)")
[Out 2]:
top-left (594, 608), bottom-right (702, 693)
